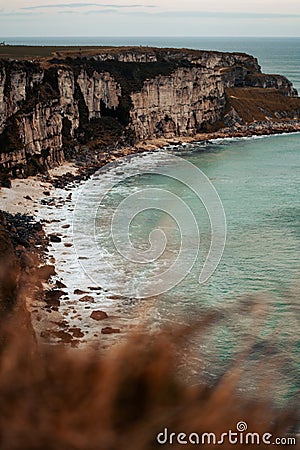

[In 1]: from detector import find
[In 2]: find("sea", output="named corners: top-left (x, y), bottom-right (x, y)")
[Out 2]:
top-left (4, 37), bottom-right (299, 405)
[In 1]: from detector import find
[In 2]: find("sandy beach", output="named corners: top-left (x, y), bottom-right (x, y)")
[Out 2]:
top-left (0, 162), bottom-right (120, 348)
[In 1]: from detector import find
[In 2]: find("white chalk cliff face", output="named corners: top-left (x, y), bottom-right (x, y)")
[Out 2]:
top-left (0, 68), bottom-right (7, 134)
top-left (19, 103), bottom-right (65, 168)
top-left (0, 48), bottom-right (299, 178)
top-left (20, 70), bottom-right (79, 163)
top-left (77, 70), bottom-right (121, 120)
top-left (0, 65), bottom-right (44, 133)
top-left (130, 67), bottom-right (225, 140)
top-left (57, 69), bottom-right (79, 136)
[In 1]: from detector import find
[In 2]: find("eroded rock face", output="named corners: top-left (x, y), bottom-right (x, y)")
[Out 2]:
top-left (130, 67), bottom-right (225, 140)
top-left (167, 50), bottom-right (261, 73)
top-left (90, 51), bottom-right (157, 63)
top-left (19, 102), bottom-right (64, 167)
top-left (0, 68), bottom-right (7, 132)
top-left (0, 67), bottom-right (80, 176)
top-left (57, 69), bottom-right (79, 136)
top-left (0, 149), bottom-right (27, 177)
top-left (77, 70), bottom-right (121, 120)
top-left (245, 73), bottom-right (297, 96)
top-left (7, 70), bottom-right (27, 116)
top-left (0, 47), bottom-right (299, 179)
top-left (0, 62), bottom-right (44, 133)
top-left (13, 69), bottom-right (80, 173)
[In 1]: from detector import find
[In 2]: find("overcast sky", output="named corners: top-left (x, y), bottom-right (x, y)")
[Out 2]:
top-left (0, 0), bottom-right (299, 37)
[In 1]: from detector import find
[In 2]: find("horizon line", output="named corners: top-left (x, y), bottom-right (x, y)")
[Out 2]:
top-left (1, 35), bottom-right (300, 38)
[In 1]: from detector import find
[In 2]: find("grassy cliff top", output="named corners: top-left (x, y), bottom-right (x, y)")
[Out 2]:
top-left (0, 44), bottom-right (252, 60)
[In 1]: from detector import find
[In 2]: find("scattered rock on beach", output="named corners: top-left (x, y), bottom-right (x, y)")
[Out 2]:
top-left (49, 234), bottom-right (62, 243)
top-left (45, 289), bottom-right (64, 308)
top-left (74, 289), bottom-right (88, 295)
top-left (56, 280), bottom-right (67, 289)
top-left (46, 289), bottom-right (65, 300)
top-left (88, 286), bottom-right (102, 291)
top-left (33, 222), bottom-right (43, 232)
top-left (54, 330), bottom-right (73, 343)
top-left (90, 311), bottom-right (108, 321)
top-left (37, 264), bottom-right (56, 280)
top-left (101, 327), bottom-right (120, 334)
top-left (41, 198), bottom-right (55, 206)
top-left (108, 294), bottom-right (122, 300)
top-left (69, 327), bottom-right (85, 338)
top-left (79, 295), bottom-right (94, 303)
top-left (0, 172), bottom-right (11, 188)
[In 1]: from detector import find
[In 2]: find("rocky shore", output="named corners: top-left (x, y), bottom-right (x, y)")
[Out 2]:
top-left (0, 45), bottom-right (299, 347)
top-left (42, 119), bottom-right (300, 188)
top-left (0, 162), bottom-right (137, 348)
top-left (1, 124), bottom-right (300, 348)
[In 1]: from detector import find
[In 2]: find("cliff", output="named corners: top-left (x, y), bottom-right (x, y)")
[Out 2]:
top-left (0, 46), bottom-right (299, 180)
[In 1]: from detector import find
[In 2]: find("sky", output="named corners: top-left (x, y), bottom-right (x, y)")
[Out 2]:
top-left (0, 0), bottom-right (300, 37)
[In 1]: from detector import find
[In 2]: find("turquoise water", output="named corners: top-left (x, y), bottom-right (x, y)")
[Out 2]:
top-left (88, 133), bottom-right (299, 404)
top-left (174, 134), bottom-right (299, 301)
top-left (158, 135), bottom-right (299, 397)
top-left (98, 135), bottom-right (299, 301)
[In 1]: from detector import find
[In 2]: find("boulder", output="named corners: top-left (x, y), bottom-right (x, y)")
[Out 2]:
top-left (90, 310), bottom-right (108, 321)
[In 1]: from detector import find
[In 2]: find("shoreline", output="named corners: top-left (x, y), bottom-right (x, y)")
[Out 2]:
top-left (0, 124), bottom-right (300, 348)
top-left (53, 121), bottom-right (300, 187)
top-left (71, 121), bottom-right (300, 172)
top-left (131, 121), bottom-right (300, 154)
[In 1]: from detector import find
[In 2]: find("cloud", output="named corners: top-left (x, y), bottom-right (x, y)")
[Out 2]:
top-left (83, 8), bottom-right (120, 14)
top-left (21, 2), bottom-right (155, 10)
top-left (118, 10), bottom-right (300, 19)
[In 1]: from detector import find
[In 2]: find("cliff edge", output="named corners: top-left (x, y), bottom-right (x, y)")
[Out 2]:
top-left (0, 46), bottom-right (299, 181)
